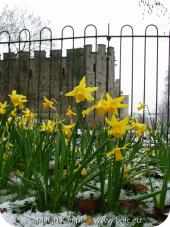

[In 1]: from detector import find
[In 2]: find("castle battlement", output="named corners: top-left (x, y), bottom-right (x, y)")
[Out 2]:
top-left (1, 44), bottom-right (115, 60)
top-left (0, 44), bottom-right (124, 117)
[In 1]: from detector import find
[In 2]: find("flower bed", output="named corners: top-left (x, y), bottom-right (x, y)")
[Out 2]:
top-left (0, 76), bottom-right (170, 226)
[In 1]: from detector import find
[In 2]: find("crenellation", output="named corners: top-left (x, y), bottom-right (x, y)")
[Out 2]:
top-left (3, 52), bottom-right (17, 60)
top-left (50, 50), bottom-right (62, 60)
top-left (34, 50), bottom-right (46, 60)
top-left (98, 44), bottom-right (106, 55)
top-left (0, 44), bottom-right (128, 117)
top-left (75, 48), bottom-right (84, 56)
top-left (18, 51), bottom-right (30, 59)
top-left (84, 45), bottom-right (92, 56)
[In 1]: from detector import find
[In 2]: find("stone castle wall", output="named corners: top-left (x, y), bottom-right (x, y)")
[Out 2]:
top-left (0, 44), bottom-right (127, 118)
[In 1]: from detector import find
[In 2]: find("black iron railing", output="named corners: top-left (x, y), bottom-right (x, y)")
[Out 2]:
top-left (0, 24), bottom-right (169, 139)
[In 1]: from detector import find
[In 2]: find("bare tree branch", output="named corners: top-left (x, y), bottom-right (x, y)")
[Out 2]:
top-left (0, 5), bottom-right (51, 53)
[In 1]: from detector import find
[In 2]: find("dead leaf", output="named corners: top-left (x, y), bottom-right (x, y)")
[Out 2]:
top-left (132, 183), bottom-right (148, 194)
top-left (121, 199), bottom-right (141, 215)
top-left (122, 182), bottom-right (148, 194)
top-left (142, 206), bottom-right (168, 222)
top-left (74, 199), bottom-right (101, 214)
top-left (0, 208), bottom-right (7, 213)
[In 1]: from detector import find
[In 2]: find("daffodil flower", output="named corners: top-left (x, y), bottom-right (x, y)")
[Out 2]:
top-left (82, 105), bottom-right (96, 118)
top-left (65, 106), bottom-right (77, 117)
top-left (18, 117), bottom-right (26, 129)
top-left (22, 108), bottom-right (35, 124)
top-left (132, 118), bottom-right (147, 137)
top-left (106, 144), bottom-right (128, 161)
top-left (9, 90), bottom-right (27, 109)
top-left (43, 96), bottom-right (55, 109)
top-left (106, 93), bottom-right (128, 116)
top-left (85, 216), bottom-right (94, 225)
top-left (62, 123), bottom-right (75, 137)
top-left (81, 168), bottom-right (87, 176)
top-left (7, 117), bottom-right (12, 125)
top-left (65, 76), bottom-right (98, 103)
top-left (41, 119), bottom-right (58, 133)
top-left (82, 93), bottom-right (106, 117)
top-left (95, 94), bottom-right (107, 116)
top-left (3, 152), bottom-right (9, 161)
top-left (0, 101), bottom-right (8, 115)
top-left (105, 115), bottom-right (131, 138)
top-left (137, 102), bottom-right (145, 111)
top-left (114, 148), bottom-right (123, 161)
top-left (10, 108), bottom-right (17, 117)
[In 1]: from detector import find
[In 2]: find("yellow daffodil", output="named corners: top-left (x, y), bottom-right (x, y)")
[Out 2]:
top-left (106, 93), bottom-right (128, 116)
top-left (114, 147), bottom-right (123, 161)
top-left (82, 105), bottom-right (96, 117)
top-left (41, 119), bottom-right (58, 133)
top-left (9, 90), bottom-right (27, 109)
top-left (18, 115), bottom-right (34, 130)
top-left (7, 117), bottom-right (12, 125)
top-left (105, 115), bottom-right (131, 138)
top-left (41, 120), bottom-right (53, 133)
top-left (96, 94), bottom-right (107, 116)
top-left (10, 108), bottom-right (17, 117)
top-left (22, 108), bottom-right (35, 124)
top-left (106, 144), bottom-right (128, 161)
top-left (7, 143), bottom-right (14, 149)
top-left (132, 118), bottom-right (147, 137)
top-left (65, 76), bottom-right (98, 103)
top-left (62, 123), bottom-right (75, 137)
top-left (0, 101), bottom-right (8, 115)
top-left (106, 147), bottom-right (123, 161)
top-left (82, 94), bottom-right (106, 117)
top-left (3, 152), bottom-right (9, 161)
top-left (43, 96), bottom-right (55, 109)
top-left (23, 123), bottom-right (34, 131)
top-left (82, 93), bottom-right (128, 118)
top-left (16, 169), bottom-right (22, 177)
top-left (137, 102), bottom-right (145, 111)
top-left (85, 216), bottom-right (94, 225)
top-left (18, 117), bottom-right (25, 129)
top-left (28, 124), bottom-right (33, 130)
top-left (65, 106), bottom-right (77, 117)
top-left (106, 150), bottom-right (114, 158)
top-left (81, 168), bottom-right (87, 176)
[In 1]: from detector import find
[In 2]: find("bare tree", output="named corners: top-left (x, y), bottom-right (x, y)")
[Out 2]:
top-left (0, 5), bottom-right (51, 53)
top-left (139, 0), bottom-right (170, 124)
top-left (139, 0), bottom-right (170, 18)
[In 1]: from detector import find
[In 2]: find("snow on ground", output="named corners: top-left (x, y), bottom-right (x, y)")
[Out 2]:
top-left (0, 192), bottom-right (161, 227)
top-left (0, 176), bottom-right (169, 226)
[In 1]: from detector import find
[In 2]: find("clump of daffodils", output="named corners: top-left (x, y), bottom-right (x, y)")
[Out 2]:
top-left (64, 75), bottom-right (149, 162)
top-left (1, 76), bottom-right (149, 162)
top-left (18, 108), bottom-right (36, 130)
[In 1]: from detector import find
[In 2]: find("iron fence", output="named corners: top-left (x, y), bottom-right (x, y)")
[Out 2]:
top-left (0, 24), bottom-right (170, 138)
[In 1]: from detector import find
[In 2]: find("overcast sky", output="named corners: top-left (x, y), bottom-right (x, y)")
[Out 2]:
top-left (0, 0), bottom-right (170, 35)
